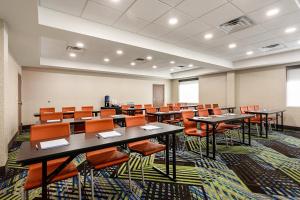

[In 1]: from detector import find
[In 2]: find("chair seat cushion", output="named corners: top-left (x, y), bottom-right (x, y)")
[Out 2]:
top-left (86, 147), bottom-right (129, 170)
top-left (24, 157), bottom-right (78, 190)
top-left (129, 141), bottom-right (166, 156)
top-left (219, 123), bottom-right (241, 129)
top-left (185, 128), bottom-right (209, 137)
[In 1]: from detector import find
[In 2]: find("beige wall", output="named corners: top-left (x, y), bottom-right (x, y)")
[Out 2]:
top-left (22, 68), bottom-right (171, 125)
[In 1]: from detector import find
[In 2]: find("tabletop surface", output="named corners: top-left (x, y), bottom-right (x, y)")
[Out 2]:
top-left (189, 114), bottom-right (254, 124)
top-left (17, 122), bottom-right (183, 165)
top-left (245, 109), bottom-right (285, 114)
top-left (34, 110), bottom-right (100, 116)
top-left (147, 110), bottom-right (197, 115)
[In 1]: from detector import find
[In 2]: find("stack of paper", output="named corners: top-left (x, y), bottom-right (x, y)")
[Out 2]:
top-left (98, 131), bottom-right (122, 139)
top-left (40, 138), bottom-right (69, 150)
top-left (140, 125), bottom-right (161, 130)
top-left (46, 119), bottom-right (61, 123)
top-left (81, 117), bottom-right (92, 120)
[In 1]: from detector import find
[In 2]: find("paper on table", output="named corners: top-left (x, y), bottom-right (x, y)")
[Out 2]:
top-left (98, 131), bottom-right (122, 139)
top-left (81, 117), bottom-right (92, 120)
top-left (140, 125), bottom-right (161, 130)
top-left (46, 119), bottom-right (61, 123)
top-left (194, 116), bottom-right (210, 119)
top-left (40, 138), bottom-right (69, 150)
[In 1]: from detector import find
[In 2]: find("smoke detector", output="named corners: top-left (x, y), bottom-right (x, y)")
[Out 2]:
top-left (259, 43), bottom-right (286, 52)
top-left (219, 16), bottom-right (254, 34)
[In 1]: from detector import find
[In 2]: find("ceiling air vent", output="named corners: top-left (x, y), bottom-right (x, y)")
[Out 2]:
top-left (66, 45), bottom-right (84, 53)
top-left (176, 65), bottom-right (185, 69)
top-left (219, 16), bottom-right (254, 34)
top-left (259, 43), bottom-right (286, 52)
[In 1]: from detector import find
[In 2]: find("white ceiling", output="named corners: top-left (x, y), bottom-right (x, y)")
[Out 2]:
top-left (1, 0), bottom-right (300, 79)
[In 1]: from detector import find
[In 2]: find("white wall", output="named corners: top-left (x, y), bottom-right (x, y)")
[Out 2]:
top-left (22, 68), bottom-right (171, 125)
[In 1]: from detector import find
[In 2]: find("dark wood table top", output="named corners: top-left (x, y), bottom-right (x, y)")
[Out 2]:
top-left (147, 110), bottom-right (197, 116)
top-left (245, 109), bottom-right (285, 115)
top-left (17, 122), bottom-right (183, 165)
top-left (189, 114), bottom-right (255, 124)
top-left (220, 106), bottom-right (236, 110)
top-left (34, 110), bottom-right (100, 117)
top-left (123, 108), bottom-right (146, 111)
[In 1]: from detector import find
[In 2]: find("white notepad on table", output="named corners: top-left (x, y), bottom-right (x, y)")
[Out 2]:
top-left (81, 117), bottom-right (92, 120)
top-left (40, 138), bottom-right (69, 150)
top-left (140, 125), bottom-right (161, 130)
top-left (46, 119), bottom-right (61, 123)
top-left (98, 131), bottom-right (122, 139)
top-left (194, 117), bottom-right (210, 120)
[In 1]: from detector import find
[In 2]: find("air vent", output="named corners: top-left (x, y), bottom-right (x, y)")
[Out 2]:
top-left (219, 16), bottom-right (254, 34)
top-left (135, 58), bottom-right (145, 61)
top-left (66, 45), bottom-right (84, 53)
top-left (176, 65), bottom-right (185, 69)
top-left (259, 43), bottom-right (286, 52)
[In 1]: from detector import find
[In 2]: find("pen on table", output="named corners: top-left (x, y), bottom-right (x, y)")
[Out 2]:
top-left (35, 144), bottom-right (39, 150)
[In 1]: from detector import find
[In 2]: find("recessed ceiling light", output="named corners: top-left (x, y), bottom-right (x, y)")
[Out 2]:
top-left (152, 65), bottom-right (157, 69)
top-left (170, 61), bottom-right (175, 64)
top-left (69, 52), bottom-right (76, 58)
top-left (104, 58), bottom-right (110, 62)
top-left (130, 62), bottom-right (136, 66)
top-left (228, 43), bottom-right (237, 49)
top-left (298, 40), bottom-right (300, 44)
top-left (146, 56), bottom-right (152, 60)
top-left (246, 51), bottom-right (254, 55)
top-left (168, 17), bottom-right (178, 25)
top-left (188, 64), bottom-right (193, 67)
top-left (116, 50), bottom-right (123, 55)
top-left (285, 27), bottom-right (297, 34)
top-left (76, 42), bottom-right (84, 48)
top-left (110, 0), bottom-right (120, 2)
top-left (204, 33), bottom-right (213, 40)
top-left (170, 68), bottom-right (174, 72)
top-left (266, 8), bottom-right (280, 17)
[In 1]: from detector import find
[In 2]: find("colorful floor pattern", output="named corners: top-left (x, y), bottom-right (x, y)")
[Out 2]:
top-left (0, 127), bottom-right (300, 199)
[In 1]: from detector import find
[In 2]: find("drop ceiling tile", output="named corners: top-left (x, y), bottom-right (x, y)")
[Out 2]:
top-left (230, 25), bottom-right (267, 40)
top-left (91, 0), bottom-right (135, 12)
top-left (159, 0), bottom-right (184, 7)
top-left (113, 12), bottom-right (149, 33)
top-left (174, 18), bottom-right (212, 37)
top-left (40, 0), bottom-right (87, 16)
top-left (231, 0), bottom-right (278, 13)
top-left (200, 3), bottom-right (244, 27)
top-left (154, 8), bottom-right (193, 29)
top-left (248, 0), bottom-right (299, 24)
top-left (262, 11), bottom-right (300, 31)
top-left (139, 23), bottom-right (171, 38)
top-left (193, 28), bottom-right (227, 43)
top-left (159, 31), bottom-right (189, 43)
top-left (126, 0), bottom-right (171, 22)
top-left (82, 1), bottom-right (121, 25)
top-left (176, 0), bottom-right (227, 18)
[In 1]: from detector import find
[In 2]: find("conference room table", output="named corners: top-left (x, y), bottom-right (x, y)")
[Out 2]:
top-left (34, 110), bottom-right (101, 117)
top-left (180, 104), bottom-right (198, 110)
top-left (220, 106), bottom-right (236, 113)
top-left (123, 108), bottom-right (146, 116)
top-left (16, 122), bottom-right (183, 199)
top-left (189, 114), bottom-right (254, 159)
top-left (147, 110), bottom-right (197, 122)
top-left (245, 109), bottom-right (285, 138)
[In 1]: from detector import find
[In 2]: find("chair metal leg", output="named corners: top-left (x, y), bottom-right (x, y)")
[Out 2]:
top-left (78, 173), bottom-right (82, 200)
top-left (197, 137), bottom-right (202, 158)
top-left (238, 129), bottom-right (242, 143)
top-left (140, 156), bottom-right (145, 186)
top-left (255, 124), bottom-right (259, 136)
top-left (91, 169), bottom-right (94, 199)
top-left (127, 160), bottom-right (132, 191)
top-left (83, 162), bottom-right (87, 188)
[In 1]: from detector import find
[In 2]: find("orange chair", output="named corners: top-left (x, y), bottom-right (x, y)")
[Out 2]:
top-left (254, 105), bottom-right (260, 111)
top-left (134, 104), bottom-right (144, 115)
top-left (121, 105), bottom-right (130, 115)
top-left (84, 119), bottom-right (131, 198)
top-left (40, 107), bottom-right (55, 114)
top-left (74, 111), bottom-right (92, 119)
top-left (240, 106), bottom-right (262, 136)
top-left (182, 111), bottom-right (210, 157)
top-left (205, 104), bottom-right (212, 109)
top-left (198, 109), bottom-right (211, 131)
top-left (212, 104), bottom-right (219, 108)
top-left (144, 104), bottom-right (152, 109)
top-left (62, 107), bottom-right (76, 119)
top-left (125, 115), bottom-right (166, 185)
top-left (40, 112), bottom-right (63, 122)
top-left (247, 105), bottom-right (255, 111)
top-left (197, 104), bottom-right (204, 109)
top-left (100, 109), bottom-right (116, 118)
top-left (159, 106), bottom-right (171, 123)
top-left (23, 123), bottom-right (80, 199)
top-left (167, 103), bottom-right (174, 111)
top-left (145, 107), bottom-right (157, 123)
top-left (81, 106), bottom-right (93, 111)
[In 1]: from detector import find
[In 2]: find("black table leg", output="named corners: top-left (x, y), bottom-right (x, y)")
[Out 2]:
top-left (42, 160), bottom-right (47, 199)
top-left (260, 114), bottom-right (263, 137)
top-left (206, 123), bottom-right (209, 157)
top-left (248, 118), bottom-right (251, 146)
top-left (165, 134), bottom-right (169, 175)
top-left (276, 113), bottom-right (279, 131)
top-left (265, 114), bottom-right (269, 138)
top-left (281, 112), bottom-right (284, 131)
top-left (172, 133), bottom-right (176, 180)
top-left (212, 124), bottom-right (216, 160)
top-left (242, 120), bottom-right (245, 144)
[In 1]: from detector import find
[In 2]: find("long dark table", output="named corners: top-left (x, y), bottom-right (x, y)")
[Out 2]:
top-left (123, 108), bottom-right (146, 116)
top-left (189, 114), bottom-right (254, 159)
top-left (245, 109), bottom-right (285, 138)
top-left (147, 110), bottom-right (197, 122)
top-left (34, 110), bottom-right (101, 117)
top-left (16, 122), bottom-right (183, 199)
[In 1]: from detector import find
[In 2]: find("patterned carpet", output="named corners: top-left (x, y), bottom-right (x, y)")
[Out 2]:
top-left (0, 127), bottom-right (299, 200)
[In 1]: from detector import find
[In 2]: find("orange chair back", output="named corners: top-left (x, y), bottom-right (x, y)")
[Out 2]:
top-left (30, 122), bottom-right (70, 142)
top-left (248, 105), bottom-right (255, 111)
top-left (197, 104), bottom-right (204, 109)
top-left (85, 118), bottom-right (114, 134)
top-left (204, 104), bottom-right (212, 109)
top-left (213, 108), bottom-right (222, 115)
top-left (198, 109), bottom-right (209, 117)
top-left (134, 104), bottom-right (142, 109)
top-left (182, 111), bottom-right (197, 132)
top-left (100, 109), bottom-right (116, 117)
top-left (82, 106), bottom-right (93, 111)
top-left (40, 107), bottom-right (55, 114)
top-left (125, 115), bottom-right (146, 127)
top-left (174, 103), bottom-right (181, 107)
top-left (74, 111), bottom-right (92, 119)
top-left (62, 107), bottom-right (75, 112)
top-left (121, 105), bottom-right (130, 110)
top-left (40, 112), bottom-right (63, 122)
top-left (254, 105), bottom-right (260, 111)
top-left (212, 104), bottom-right (219, 108)
top-left (173, 106), bottom-right (180, 111)
top-left (144, 104), bottom-right (152, 109)
top-left (146, 107), bottom-right (156, 113)
top-left (160, 106), bottom-right (169, 112)
top-left (240, 106), bottom-right (248, 114)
